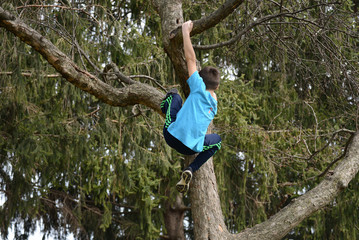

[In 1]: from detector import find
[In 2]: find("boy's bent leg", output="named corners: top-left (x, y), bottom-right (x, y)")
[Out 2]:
top-left (160, 88), bottom-right (179, 114)
top-left (188, 134), bottom-right (221, 172)
top-left (175, 133), bottom-right (221, 193)
top-left (160, 92), bottom-right (182, 129)
top-left (163, 129), bottom-right (197, 155)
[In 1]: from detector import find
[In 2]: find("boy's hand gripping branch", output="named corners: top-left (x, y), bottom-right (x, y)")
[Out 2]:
top-left (182, 20), bottom-right (197, 77)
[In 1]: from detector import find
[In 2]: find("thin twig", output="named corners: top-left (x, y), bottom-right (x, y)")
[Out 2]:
top-left (194, 2), bottom-right (341, 50)
top-left (129, 75), bottom-right (166, 91)
top-left (0, 71), bottom-right (61, 78)
top-left (304, 101), bottom-right (318, 151)
top-left (308, 131), bottom-right (356, 180)
top-left (16, 4), bottom-right (100, 25)
top-left (306, 129), bottom-right (353, 162)
top-left (103, 63), bottom-right (136, 85)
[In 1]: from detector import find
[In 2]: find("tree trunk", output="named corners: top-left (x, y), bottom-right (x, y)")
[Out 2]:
top-left (188, 157), bottom-right (231, 239)
top-left (164, 192), bottom-right (186, 240)
top-left (153, 0), bottom-right (189, 95)
top-left (154, 1), bottom-right (232, 237)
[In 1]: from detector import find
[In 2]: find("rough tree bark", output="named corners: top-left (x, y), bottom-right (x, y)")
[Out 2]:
top-left (164, 189), bottom-right (187, 239)
top-left (186, 153), bottom-right (230, 239)
top-left (236, 132), bottom-right (359, 239)
top-left (153, 1), bottom-right (244, 239)
top-left (152, 0), bottom-right (189, 95)
top-left (2, 2), bottom-right (359, 239)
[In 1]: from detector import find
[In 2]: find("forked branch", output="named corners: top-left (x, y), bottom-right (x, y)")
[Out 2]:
top-left (169, 0), bottom-right (244, 40)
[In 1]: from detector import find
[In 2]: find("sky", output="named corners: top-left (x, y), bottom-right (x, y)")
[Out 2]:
top-left (0, 194), bottom-right (74, 240)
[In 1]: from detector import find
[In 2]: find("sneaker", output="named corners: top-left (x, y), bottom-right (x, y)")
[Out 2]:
top-left (176, 169), bottom-right (193, 193)
top-left (163, 88), bottom-right (178, 100)
top-left (161, 88), bottom-right (178, 114)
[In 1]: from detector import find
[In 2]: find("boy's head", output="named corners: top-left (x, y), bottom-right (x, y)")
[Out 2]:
top-left (199, 66), bottom-right (220, 90)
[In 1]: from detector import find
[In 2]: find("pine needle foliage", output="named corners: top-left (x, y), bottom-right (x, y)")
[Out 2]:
top-left (1, 0), bottom-right (359, 239)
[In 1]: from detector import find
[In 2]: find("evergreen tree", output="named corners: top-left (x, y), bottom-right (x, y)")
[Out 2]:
top-left (0, 0), bottom-right (358, 239)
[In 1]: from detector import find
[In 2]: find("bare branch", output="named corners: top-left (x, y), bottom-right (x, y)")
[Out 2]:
top-left (103, 63), bottom-right (137, 85)
top-left (169, 0), bottom-right (244, 40)
top-left (304, 101), bottom-right (319, 151)
top-left (194, 2), bottom-right (342, 50)
top-left (306, 129), bottom-right (355, 163)
top-left (15, 4), bottom-right (101, 25)
top-left (0, 71), bottom-right (61, 78)
top-left (311, 131), bottom-right (356, 180)
top-left (194, 12), bottom-right (291, 50)
top-left (237, 131), bottom-right (359, 239)
top-left (129, 75), bottom-right (167, 91)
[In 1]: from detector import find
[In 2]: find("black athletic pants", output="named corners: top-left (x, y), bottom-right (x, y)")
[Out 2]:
top-left (161, 93), bottom-right (221, 172)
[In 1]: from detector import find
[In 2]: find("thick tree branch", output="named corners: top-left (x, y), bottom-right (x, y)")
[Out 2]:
top-left (0, 7), bottom-right (15, 21)
top-left (235, 131), bottom-right (359, 240)
top-left (103, 63), bottom-right (137, 85)
top-left (169, 0), bottom-right (244, 40)
top-left (0, 7), bottom-right (164, 114)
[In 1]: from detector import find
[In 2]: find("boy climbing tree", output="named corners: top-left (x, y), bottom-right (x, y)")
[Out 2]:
top-left (161, 20), bottom-right (222, 193)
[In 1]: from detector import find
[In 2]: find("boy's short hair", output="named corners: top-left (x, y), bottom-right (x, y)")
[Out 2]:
top-left (199, 66), bottom-right (220, 90)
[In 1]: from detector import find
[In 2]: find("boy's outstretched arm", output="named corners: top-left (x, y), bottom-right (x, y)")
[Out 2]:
top-left (182, 21), bottom-right (197, 77)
